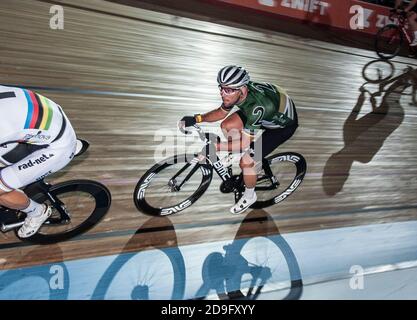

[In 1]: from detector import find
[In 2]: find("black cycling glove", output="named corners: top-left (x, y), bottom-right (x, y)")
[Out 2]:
top-left (180, 116), bottom-right (197, 127)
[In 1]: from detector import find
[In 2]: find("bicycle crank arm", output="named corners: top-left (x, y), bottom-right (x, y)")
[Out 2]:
top-left (46, 193), bottom-right (71, 221)
top-left (1, 221), bottom-right (24, 232)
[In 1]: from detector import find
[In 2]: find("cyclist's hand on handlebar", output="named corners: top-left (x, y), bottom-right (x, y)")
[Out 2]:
top-left (179, 116), bottom-right (196, 129)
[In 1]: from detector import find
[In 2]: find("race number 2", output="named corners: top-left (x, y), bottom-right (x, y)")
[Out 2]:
top-left (252, 106), bottom-right (265, 126)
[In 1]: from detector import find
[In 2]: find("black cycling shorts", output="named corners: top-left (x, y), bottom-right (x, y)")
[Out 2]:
top-left (258, 122), bottom-right (298, 159)
top-left (247, 120), bottom-right (298, 166)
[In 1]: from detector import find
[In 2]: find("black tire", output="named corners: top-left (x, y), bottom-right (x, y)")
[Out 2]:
top-left (375, 24), bottom-right (403, 59)
top-left (17, 180), bottom-right (111, 244)
top-left (251, 152), bottom-right (306, 209)
top-left (134, 154), bottom-right (213, 216)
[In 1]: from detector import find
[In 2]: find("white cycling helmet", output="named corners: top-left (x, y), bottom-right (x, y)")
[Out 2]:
top-left (217, 65), bottom-right (250, 89)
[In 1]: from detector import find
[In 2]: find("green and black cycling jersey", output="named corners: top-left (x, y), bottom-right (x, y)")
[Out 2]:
top-left (223, 81), bottom-right (297, 134)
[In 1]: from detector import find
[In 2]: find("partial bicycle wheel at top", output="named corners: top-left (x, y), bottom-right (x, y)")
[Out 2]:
top-left (251, 152), bottom-right (307, 209)
top-left (375, 24), bottom-right (403, 59)
top-left (134, 154), bottom-right (213, 216)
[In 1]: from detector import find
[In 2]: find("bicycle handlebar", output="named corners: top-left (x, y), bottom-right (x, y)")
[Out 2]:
top-left (178, 125), bottom-right (192, 135)
top-left (179, 124), bottom-right (221, 145)
top-left (179, 123), bottom-right (204, 137)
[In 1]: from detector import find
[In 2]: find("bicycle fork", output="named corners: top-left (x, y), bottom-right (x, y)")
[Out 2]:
top-left (1, 181), bottom-right (70, 232)
top-left (38, 181), bottom-right (71, 224)
top-left (168, 154), bottom-right (232, 192)
top-left (168, 157), bottom-right (201, 192)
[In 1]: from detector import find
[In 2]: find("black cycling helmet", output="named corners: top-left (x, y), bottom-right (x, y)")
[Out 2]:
top-left (217, 65), bottom-right (250, 89)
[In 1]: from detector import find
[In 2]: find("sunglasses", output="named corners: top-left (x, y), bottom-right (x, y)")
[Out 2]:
top-left (218, 86), bottom-right (240, 95)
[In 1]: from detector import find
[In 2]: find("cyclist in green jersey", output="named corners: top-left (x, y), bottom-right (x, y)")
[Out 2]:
top-left (179, 65), bottom-right (298, 214)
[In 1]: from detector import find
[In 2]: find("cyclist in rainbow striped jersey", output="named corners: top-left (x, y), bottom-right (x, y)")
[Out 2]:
top-left (0, 85), bottom-right (77, 238)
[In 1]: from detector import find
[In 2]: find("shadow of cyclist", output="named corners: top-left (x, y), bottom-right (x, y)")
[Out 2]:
top-left (92, 216), bottom-right (186, 300)
top-left (322, 62), bottom-right (411, 196)
top-left (195, 209), bottom-right (303, 300)
top-left (0, 244), bottom-right (70, 299)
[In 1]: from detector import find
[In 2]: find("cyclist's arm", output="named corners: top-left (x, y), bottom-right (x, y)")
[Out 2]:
top-left (215, 113), bottom-right (254, 152)
top-left (395, 0), bottom-right (403, 9)
top-left (199, 105), bottom-right (230, 123)
top-left (405, 0), bottom-right (417, 11)
top-left (216, 130), bottom-right (254, 153)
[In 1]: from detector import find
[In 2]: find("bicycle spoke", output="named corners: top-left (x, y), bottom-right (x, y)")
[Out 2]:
top-left (142, 161), bottom-right (206, 209)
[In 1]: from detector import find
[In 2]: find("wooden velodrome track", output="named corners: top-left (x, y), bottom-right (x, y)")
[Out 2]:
top-left (1, 0), bottom-right (417, 271)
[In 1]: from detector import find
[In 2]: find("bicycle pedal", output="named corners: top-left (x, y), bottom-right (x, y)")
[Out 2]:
top-left (234, 192), bottom-right (242, 203)
top-left (1, 221), bottom-right (24, 232)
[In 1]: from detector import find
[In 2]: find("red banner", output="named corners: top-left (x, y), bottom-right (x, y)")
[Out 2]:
top-left (215, 0), bottom-right (393, 35)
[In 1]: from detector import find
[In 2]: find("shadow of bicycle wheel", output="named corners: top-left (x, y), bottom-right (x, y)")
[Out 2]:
top-left (91, 216), bottom-right (186, 300)
top-left (196, 209), bottom-right (303, 300)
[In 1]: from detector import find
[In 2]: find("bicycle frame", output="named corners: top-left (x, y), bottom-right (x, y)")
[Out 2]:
top-left (391, 11), bottom-right (412, 45)
top-left (175, 125), bottom-right (279, 195)
top-left (400, 24), bottom-right (412, 46)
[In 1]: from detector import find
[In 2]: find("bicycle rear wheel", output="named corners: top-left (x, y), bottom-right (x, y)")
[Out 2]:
top-left (375, 24), bottom-right (403, 59)
top-left (134, 154), bottom-right (213, 216)
top-left (251, 152), bottom-right (306, 209)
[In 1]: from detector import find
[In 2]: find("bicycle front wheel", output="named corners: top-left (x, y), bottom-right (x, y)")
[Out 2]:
top-left (19, 180), bottom-right (111, 244)
top-left (134, 154), bottom-right (213, 216)
top-left (375, 24), bottom-right (403, 59)
top-left (252, 152), bottom-right (306, 209)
